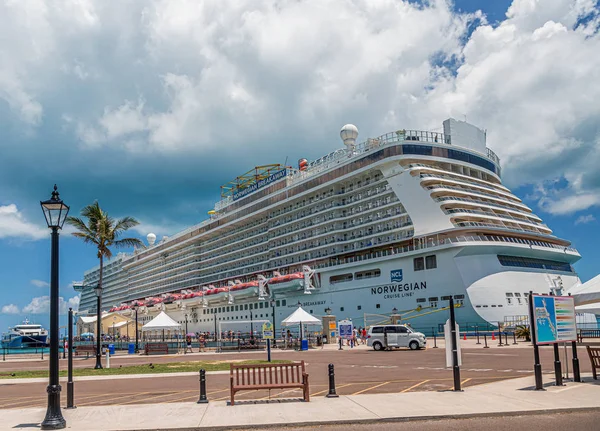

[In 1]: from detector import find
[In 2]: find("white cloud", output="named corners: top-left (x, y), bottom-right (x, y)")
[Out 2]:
top-left (575, 214), bottom-right (596, 225)
top-left (1, 0), bottom-right (600, 218)
top-left (0, 204), bottom-right (47, 240)
top-left (31, 279), bottom-right (49, 288)
top-left (22, 295), bottom-right (81, 314)
top-left (1, 304), bottom-right (20, 314)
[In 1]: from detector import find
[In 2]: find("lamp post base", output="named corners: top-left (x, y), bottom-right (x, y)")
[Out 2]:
top-left (94, 355), bottom-right (103, 369)
top-left (41, 385), bottom-right (66, 430)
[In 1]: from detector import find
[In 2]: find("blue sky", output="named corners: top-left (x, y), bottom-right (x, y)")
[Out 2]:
top-left (1, 0), bottom-right (600, 333)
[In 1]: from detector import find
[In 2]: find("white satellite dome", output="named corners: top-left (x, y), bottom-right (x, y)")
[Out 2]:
top-left (340, 124), bottom-right (359, 150)
top-left (147, 233), bottom-right (156, 246)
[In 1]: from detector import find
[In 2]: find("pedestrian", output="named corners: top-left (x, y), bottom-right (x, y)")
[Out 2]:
top-left (186, 335), bottom-right (193, 353)
top-left (362, 327), bottom-right (367, 344)
top-left (199, 334), bottom-right (206, 352)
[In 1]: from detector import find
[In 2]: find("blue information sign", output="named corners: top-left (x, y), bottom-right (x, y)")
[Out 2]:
top-left (338, 319), bottom-right (353, 340)
top-left (532, 295), bottom-right (576, 345)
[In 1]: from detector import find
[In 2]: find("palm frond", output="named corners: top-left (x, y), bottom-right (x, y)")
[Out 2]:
top-left (113, 216), bottom-right (140, 235)
top-left (114, 238), bottom-right (144, 249)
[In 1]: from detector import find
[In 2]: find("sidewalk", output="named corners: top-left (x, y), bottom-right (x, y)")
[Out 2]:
top-left (4, 374), bottom-right (600, 430)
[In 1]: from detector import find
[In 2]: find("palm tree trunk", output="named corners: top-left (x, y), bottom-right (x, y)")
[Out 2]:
top-left (95, 254), bottom-right (104, 369)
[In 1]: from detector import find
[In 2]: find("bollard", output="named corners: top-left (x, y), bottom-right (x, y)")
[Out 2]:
top-left (326, 364), bottom-right (339, 398)
top-left (105, 348), bottom-right (110, 369)
top-left (476, 326), bottom-right (481, 345)
top-left (498, 329), bottom-right (503, 346)
top-left (483, 334), bottom-right (489, 348)
top-left (338, 337), bottom-right (343, 350)
top-left (2, 347), bottom-right (5, 361)
top-left (41, 349), bottom-right (44, 360)
top-left (197, 369), bottom-right (208, 404)
top-left (504, 332), bottom-right (509, 346)
top-left (433, 332), bottom-right (438, 349)
top-left (512, 332), bottom-right (518, 345)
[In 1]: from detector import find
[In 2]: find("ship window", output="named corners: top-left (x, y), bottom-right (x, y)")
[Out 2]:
top-left (413, 257), bottom-right (424, 271)
top-left (454, 295), bottom-right (465, 299)
top-left (425, 255), bottom-right (437, 269)
top-left (282, 300), bottom-right (287, 306)
top-left (249, 304), bottom-right (253, 310)
top-left (218, 307), bottom-right (222, 313)
top-left (497, 255), bottom-right (572, 272)
top-left (440, 295), bottom-right (451, 301)
top-left (340, 307), bottom-right (344, 312)
top-left (416, 298), bottom-right (426, 303)
top-left (355, 269), bottom-right (381, 279)
top-left (357, 305), bottom-right (362, 310)
top-left (376, 304), bottom-right (381, 309)
top-left (244, 304), bottom-right (248, 310)
top-left (276, 300), bottom-right (281, 307)
top-left (310, 310), bottom-right (313, 314)
top-left (330, 273), bottom-right (353, 284)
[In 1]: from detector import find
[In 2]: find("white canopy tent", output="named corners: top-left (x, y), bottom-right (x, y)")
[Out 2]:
top-left (142, 311), bottom-right (182, 349)
top-left (142, 311), bottom-right (181, 331)
top-left (281, 306), bottom-right (322, 341)
top-left (568, 274), bottom-right (600, 307)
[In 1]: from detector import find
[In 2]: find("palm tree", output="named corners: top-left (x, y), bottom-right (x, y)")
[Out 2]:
top-left (66, 201), bottom-right (143, 368)
top-left (515, 325), bottom-right (531, 342)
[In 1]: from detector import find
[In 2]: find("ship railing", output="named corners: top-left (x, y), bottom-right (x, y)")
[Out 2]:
top-left (455, 220), bottom-right (546, 236)
top-left (433, 196), bottom-right (536, 217)
top-left (419, 173), bottom-right (512, 197)
top-left (425, 184), bottom-right (528, 208)
top-left (444, 208), bottom-right (550, 229)
top-left (312, 234), bottom-right (577, 270)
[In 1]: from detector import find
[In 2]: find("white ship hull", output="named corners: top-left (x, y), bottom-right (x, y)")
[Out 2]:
top-left (133, 242), bottom-right (579, 336)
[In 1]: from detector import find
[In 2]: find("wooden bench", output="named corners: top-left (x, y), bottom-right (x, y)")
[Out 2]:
top-left (144, 343), bottom-right (169, 355)
top-left (74, 345), bottom-right (96, 358)
top-left (585, 345), bottom-right (600, 379)
top-left (230, 361), bottom-right (309, 406)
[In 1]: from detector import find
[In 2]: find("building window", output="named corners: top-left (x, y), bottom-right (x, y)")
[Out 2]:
top-left (497, 255), bottom-right (573, 272)
top-left (414, 257), bottom-right (424, 271)
top-left (244, 304), bottom-right (248, 310)
top-left (416, 298), bottom-right (426, 303)
top-left (425, 255), bottom-right (437, 269)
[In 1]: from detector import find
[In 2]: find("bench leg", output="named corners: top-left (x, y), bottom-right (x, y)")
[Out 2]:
top-left (231, 388), bottom-right (235, 406)
top-left (593, 366), bottom-right (597, 380)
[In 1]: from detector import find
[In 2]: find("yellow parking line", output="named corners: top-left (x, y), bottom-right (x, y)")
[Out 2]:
top-left (310, 383), bottom-right (353, 397)
top-left (351, 381), bottom-right (390, 395)
top-left (401, 379), bottom-right (430, 393)
top-left (77, 390), bottom-right (168, 406)
top-left (259, 388), bottom-right (301, 400)
top-left (119, 390), bottom-right (192, 406)
top-left (461, 378), bottom-right (472, 385)
top-left (165, 388), bottom-right (231, 403)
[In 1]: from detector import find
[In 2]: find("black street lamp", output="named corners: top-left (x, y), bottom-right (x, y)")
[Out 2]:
top-left (250, 310), bottom-right (254, 340)
top-left (392, 307), bottom-right (398, 315)
top-left (325, 307), bottom-right (332, 315)
top-left (131, 304), bottom-right (139, 353)
top-left (93, 285), bottom-right (103, 369)
top-left (40, 185), bottom-right (69, 430)
top-left (185, 313), bottom-right (189, 335)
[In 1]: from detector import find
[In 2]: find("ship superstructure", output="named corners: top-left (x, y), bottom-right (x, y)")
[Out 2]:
top-left (75, 119), bottom-right (581, 333)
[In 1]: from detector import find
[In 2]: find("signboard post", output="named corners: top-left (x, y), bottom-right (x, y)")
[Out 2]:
top-left (262, 322), bottom-right (274, 362)
top-left (446, 298), bottom-right (461, 391)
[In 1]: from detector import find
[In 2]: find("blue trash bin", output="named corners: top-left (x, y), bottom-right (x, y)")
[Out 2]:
top-left (301, 339), bottom-right (308, 351)
top-left (108, 344), bottom-right (115, 355)
top-left (128, 343), bottom-right (135, 355)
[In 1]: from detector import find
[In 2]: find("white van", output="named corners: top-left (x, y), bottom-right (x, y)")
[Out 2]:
top-left (367, 325), bottom-right (426, 351)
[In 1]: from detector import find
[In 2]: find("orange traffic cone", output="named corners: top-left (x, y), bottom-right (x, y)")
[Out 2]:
top-left (463, 334), bottom-right (467, 341)
top-left (491, 332), bottom-right (496, 341)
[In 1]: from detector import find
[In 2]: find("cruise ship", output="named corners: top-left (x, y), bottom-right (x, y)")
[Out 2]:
top-left (74, 119), bottom-right (581, 335)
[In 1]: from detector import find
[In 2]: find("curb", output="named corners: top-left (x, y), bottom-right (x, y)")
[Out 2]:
top-left (129, 406), bottom-right (600, 431)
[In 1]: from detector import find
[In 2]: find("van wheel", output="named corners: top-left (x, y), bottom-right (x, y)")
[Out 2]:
top-left (409, 341), bottom-right (420, 350)
top-left (373, 342), bottom-right (383, 351)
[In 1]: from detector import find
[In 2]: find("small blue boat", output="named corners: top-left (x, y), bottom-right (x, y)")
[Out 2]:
top-left (1, 319), bottom-right (48, 348)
